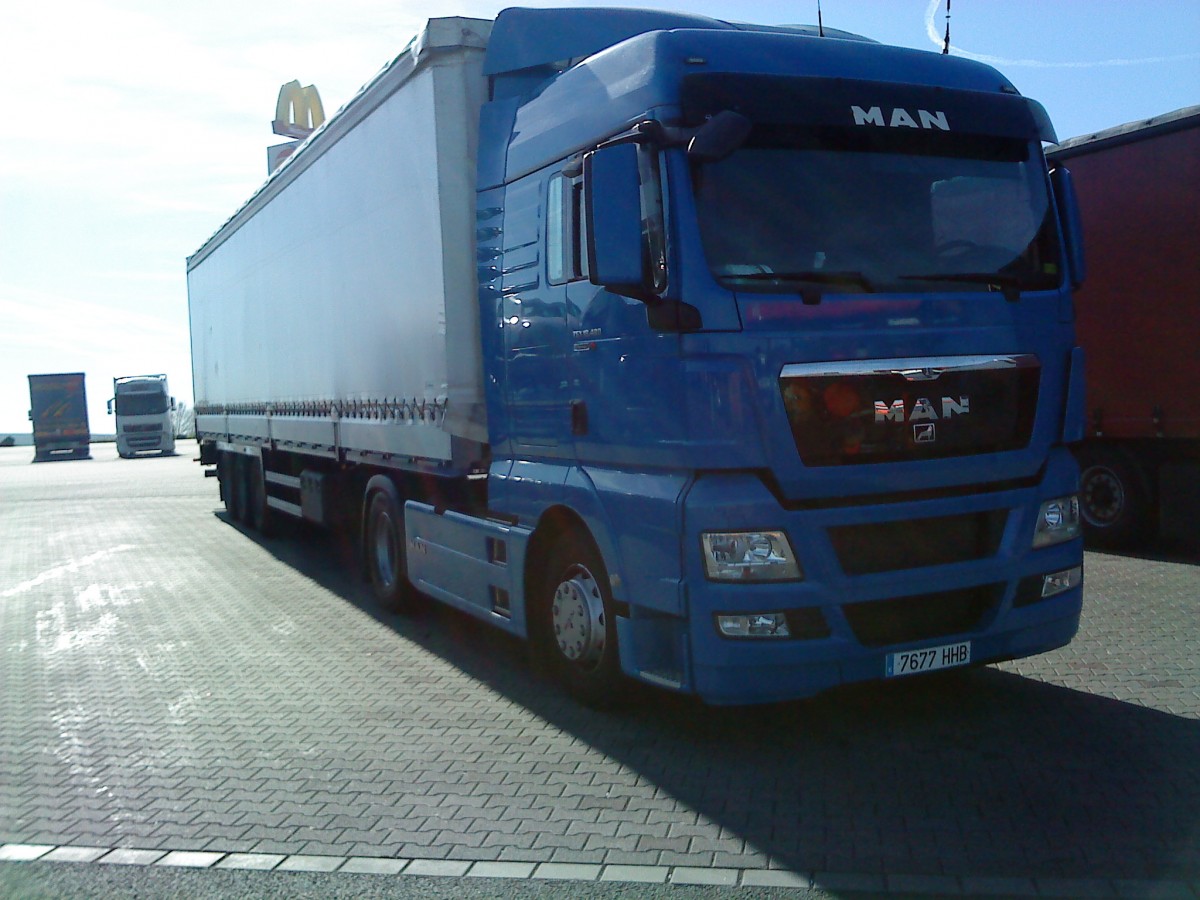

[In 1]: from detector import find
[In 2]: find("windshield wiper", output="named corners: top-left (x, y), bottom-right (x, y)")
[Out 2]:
top-left (721, 270), bottom-right (875, 305)
top-left (899, 272), bottom-right (1023, 302)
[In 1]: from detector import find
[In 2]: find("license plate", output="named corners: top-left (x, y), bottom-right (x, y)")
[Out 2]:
top-left (886, 641), bottom-right (971, 678)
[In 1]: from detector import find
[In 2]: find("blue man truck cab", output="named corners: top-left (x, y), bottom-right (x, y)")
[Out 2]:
top-left (190, 8), bottom-right (1086, 706)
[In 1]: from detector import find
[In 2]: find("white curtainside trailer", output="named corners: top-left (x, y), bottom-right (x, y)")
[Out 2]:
top-left (188, 18), bottom-right (492, 471)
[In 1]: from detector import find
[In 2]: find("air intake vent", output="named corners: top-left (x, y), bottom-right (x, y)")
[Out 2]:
top-left (829, 510), bottom-right (1007, 576)
top-left (843, 584), bottom-right (1001, 648)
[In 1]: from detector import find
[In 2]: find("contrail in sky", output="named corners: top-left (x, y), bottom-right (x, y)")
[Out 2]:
top-left (924, 0), bottom-right (1200, 67)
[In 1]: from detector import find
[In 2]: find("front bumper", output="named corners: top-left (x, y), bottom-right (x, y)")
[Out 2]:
top-left (118, 429), bottom-right (174, 454)
top-left (689, 591), bottom-right (1081, 706)
top-left (624, 447), bottom-right (1085, 705)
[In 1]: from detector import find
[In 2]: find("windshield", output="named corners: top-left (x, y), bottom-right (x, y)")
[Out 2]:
top-left (116, 392), bottom-right (168, 416)
top-left (692, 128), bottom-right (1061, 297)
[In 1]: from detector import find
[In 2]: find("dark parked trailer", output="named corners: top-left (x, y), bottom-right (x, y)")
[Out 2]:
top-left (28, 372), bottom-right (91, 462)
top-left (1048, 106), bottom-right (1200, 546)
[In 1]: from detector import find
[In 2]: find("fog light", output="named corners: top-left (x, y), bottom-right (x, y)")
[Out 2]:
top-left (717, 613), bottom-right (791, 638)
top-left (1032, 495), bottom-right (1081, 548)
top-left (701, 531), bottom-right (801, 581)
top-left (1042, 566), bottom-right (1082, 598)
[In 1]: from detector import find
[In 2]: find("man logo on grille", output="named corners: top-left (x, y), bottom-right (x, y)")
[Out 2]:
top-left (913, 423), bottom-right (937, 443)
top-left (874, 396), bottom-right (970, 423)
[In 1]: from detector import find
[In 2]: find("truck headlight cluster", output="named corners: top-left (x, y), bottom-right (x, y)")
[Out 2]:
top-left (701, 531), bottom-right (802, 582)
top-left (1032, 495), bottom-right (1081, 548)
top-left (716, 613), bottom-right (791, 638)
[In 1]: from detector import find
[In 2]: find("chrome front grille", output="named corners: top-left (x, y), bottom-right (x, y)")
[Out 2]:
top-left (779, 355), bottom-right (1040, 466)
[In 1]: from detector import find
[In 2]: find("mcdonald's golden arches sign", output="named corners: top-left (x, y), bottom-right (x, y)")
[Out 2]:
top-left (273, 80), bottom-right (325, 139)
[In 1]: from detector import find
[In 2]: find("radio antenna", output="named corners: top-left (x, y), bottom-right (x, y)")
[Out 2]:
top-left (817, 0), bottom-right (825, 36)
top-left (942, 0), bottom-right (951, 54)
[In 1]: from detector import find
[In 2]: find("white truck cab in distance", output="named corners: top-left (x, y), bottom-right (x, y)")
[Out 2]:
top-left (108, 374), bottom-right (176, 457)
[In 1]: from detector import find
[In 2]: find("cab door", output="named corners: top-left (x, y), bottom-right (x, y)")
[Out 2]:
top-left (551, 146), bottom-right (686, 467)
top-left (501, 172), bottom-right (571, 454)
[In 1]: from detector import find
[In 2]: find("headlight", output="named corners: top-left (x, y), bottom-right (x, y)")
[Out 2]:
top-left (1032, 495), bottom-right (1081, 548)
top-left (701, 531), bottom-right (802, 581)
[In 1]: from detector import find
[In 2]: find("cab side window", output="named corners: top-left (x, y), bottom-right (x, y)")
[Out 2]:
top-left (549, 146), bottom-right (667, 291)
top-left (547, 173), bottom-right (589, 285)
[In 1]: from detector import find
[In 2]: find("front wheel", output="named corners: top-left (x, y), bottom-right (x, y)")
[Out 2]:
top-left (535, 531), bottom-right (625, 707)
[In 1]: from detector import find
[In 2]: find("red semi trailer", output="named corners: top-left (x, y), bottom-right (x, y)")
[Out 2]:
top-left (1048, 106), bottom-right (1200, 547)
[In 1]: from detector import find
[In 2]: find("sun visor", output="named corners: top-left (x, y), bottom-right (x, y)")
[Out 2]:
top-left (682, 74), bottom-right (1054, 142)
top-left (483, 7), bottom-right (735, 77)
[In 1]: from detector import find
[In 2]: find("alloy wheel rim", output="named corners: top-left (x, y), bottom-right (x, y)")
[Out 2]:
top-left (551, 565), bottom-right (605, 667)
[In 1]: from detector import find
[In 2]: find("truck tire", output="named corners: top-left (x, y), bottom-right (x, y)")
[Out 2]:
top-left (234, 455), bottom-right (254, 525)
top-left (364, 483), bottom-right (417, 613)
top-left (249, 458), bottom-right (275, 536)
top-left (534, 529), bottom-right (625, 708)
top-left (220, 452), bottom-right (242, 521)
top-left (1077, 446), bottom-right (1153, 548)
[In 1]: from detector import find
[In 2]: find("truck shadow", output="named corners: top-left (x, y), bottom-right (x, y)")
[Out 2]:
top-left (1086, 541), bottom-right (1200, 566)
top-left (235, 516), bottom-right (1200, 882)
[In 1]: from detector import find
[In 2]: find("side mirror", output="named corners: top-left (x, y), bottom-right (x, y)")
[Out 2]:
top-left (171, 397), bottom-right (177, 410)
top-left (107, 399), bottom-right (114, 415)
top-left (584, 142), bottom-right (648, 297)
top-left (1050, 165), bottom-right (1086, 289)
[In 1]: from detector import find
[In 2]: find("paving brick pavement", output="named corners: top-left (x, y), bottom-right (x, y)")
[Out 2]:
top-left (1, 441), bottom-right (1198, 896)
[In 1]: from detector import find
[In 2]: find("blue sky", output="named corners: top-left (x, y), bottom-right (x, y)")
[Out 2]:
top-left (1, 0), bottom-right (1196, 435)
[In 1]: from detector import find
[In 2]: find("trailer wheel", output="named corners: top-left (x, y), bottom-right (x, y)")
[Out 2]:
top-left (220, 452), bottom-right (242, 521)
top-left (1077, 446), bottom-right (1153, 548)
top-left (364, 484), bottom-right (416, 613)
top-left (249, 458), bottom-right (275, 536)
top-left (534, 529), bottom-right (625, 708)
top-left (234, 455), bottom-right (254, 525)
